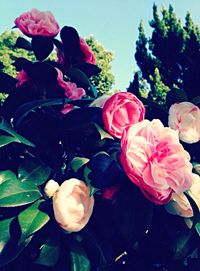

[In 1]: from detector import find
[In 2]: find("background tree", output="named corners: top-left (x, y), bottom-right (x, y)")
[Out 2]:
top-left (128, 4), bottom-right (200, 104)
top-left (86, 36), bottom-right (115, 95)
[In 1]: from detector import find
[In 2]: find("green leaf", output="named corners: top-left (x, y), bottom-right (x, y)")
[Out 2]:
top-left (67, 68), bottom-right (97, 98)
top-left (0, 117), bottom-right (35, 147)
top-left (70, 157), bottom-right (89, 173)
top-left (0, 170), bottom-right (17, 184)
top-left (84, 166), bottom-right (99, 196)
top-left (0, 217), bottom-right (14, 254)
top-left (18, 159), bottom-right (51, 185)
top-left (94, 123), bottom-right (113, 140)
top-left (18, 200), bottom-right (49, 243)
top-left (70, 239), bottom-right (90, 271)
top-left (0, 218), bottom-right (32, 267)
top-left (195, 223), bottom-right (200, 236)
top-left (173, 230), bottom-right (197, 259)
top-left (0, 135), bottom-right (19, 147)
top-left (0, 179), bottom-right (41, 207)
top-left (34, 235), bottom-right (61, 267)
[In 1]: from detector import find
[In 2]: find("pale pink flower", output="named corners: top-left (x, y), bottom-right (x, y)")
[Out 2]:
top-left (168, 102), bottom-right (200, 144)
top-left (53, 178), bottom-right (94, 232)
top-left (120, 119), bottom-right (193, 205)
top-left (165, 173), bottom-right (200, 217)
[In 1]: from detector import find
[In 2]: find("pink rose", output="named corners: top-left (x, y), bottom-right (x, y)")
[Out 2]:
top-left (53, 178), bottom-right (94, 232)
top-left (79, 38), bottom-right (96, 64)
top-left (56, 37), bottom-right (96, 65)
top-left (14, 9), bottom-right (60, 37)
top-left (165, 173), bottom-right (200, 218)
top-left (120, 119), bottom-right (193, 205)
top-left (168, 102), bottom-right (200, 144)
top-left (102, 92), bottom-right (145, 139)
top-left (56, 69), bottom-right (86, 100)
top-left (16, 70), bottom-right (31, 87)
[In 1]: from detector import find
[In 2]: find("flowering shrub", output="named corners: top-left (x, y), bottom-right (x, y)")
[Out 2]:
top-left (0, 9), bottom-right (200, 271)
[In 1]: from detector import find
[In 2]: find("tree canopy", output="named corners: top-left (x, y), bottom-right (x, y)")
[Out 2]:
top-left (128, 4), bottom-right (200, 105)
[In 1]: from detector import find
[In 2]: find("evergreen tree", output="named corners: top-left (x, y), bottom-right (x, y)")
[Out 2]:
top-left (129, 4), bottom-right (200, 104)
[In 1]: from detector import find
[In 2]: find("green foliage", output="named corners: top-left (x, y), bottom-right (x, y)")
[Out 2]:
top-left (86, 36), bottom-right (115, 94)
top-left (130, 4), bottom-right (200, 104)
top-left (0, 30), bottom-right (35, 77)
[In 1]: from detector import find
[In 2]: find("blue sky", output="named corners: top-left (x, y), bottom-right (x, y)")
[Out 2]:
top-left (1, 0), bottom-right (200, 90)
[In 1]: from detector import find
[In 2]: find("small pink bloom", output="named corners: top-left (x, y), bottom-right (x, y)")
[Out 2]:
top-left (102, 92), bottom-right (145, 139)
top-left (168, 102), bottom-right (200, 144)
top-left (53, 178), bottom-right (94, 232)
top-left (56, 69), bottom-right (86, 100)
top-left (165, 174), bottom-right (200, 217)
top-left (16, 70), bottom-right (31, 87)
top-left (102, 186), bottom-right (119, 200)
top-left (61, 104), bottom-right (74, 114)
top-left (14, 9), bottom-right (60, 37)
top-left (79, 37), bottom-right (96, 64)
top-left (120, 119), bottom-right (193, 205)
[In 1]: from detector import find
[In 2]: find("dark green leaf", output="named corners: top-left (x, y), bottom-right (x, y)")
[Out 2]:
top-left (18, 200), bottom-right (50, 243)
top-left (70, 157), bottom-right (89, 173)
top-left (67, 68), bottom-right (97, 98)
top-left (34, 235), bottom-right (61, 266)
top-left (0, 217), bottom-right (15, 254)
top-left (94, 123), bottom-right (113, 140)
top-left (0, 135), bottom-right (20, 147)
top-left (18, 159), bottom-right (51, 185)
top-left (14, 98), bottom-right (70, 127)
top-left (0, 72), bottom-right (17, 93)
top-left (0, 179), bottom-right (41, 207)
top-left (32, 36), bottom-right (54, 61)
top-left (0, 170), bottom-right (17, 184)
top-left (14, 37), bottom-right (32, 51)
top-left (192, 96), bottom-right (200, 105)
top-left (166, 89), bottom-right (188, 108)
top-left (0, 117), bottom-right (35, 147)
top-left (70, 239), bottom-right (90, 271)
top-left (195, 223), bottom-right (200, 236)
top-left (173, 229), bottom-right (198, 259)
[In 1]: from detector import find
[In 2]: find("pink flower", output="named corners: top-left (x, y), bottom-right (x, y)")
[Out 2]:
top-left (56, 37), bottom-right (96, 65)
top-left (165, 174), bottom-right (200, 217)
top-left (168, 102), bottom-right (200, 144)
top-left (56, 69), bottom-right (86, 100)
top-left (53, 178), bottom-right (94, 232)
top-left (79, 37), bottom-right (96, 64)
top-left (61, 104), bottom-right (74, 114)
top-left (16, 70), bottom-right (31, 87)
top-left (102, 92), bottom-right (145, 139)
top-left (120, 119), bottom-right (193, 205)
top-left (14, 9), bottom-right (60, 37)
top-left (102, 186), bottom-right (119, 200)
